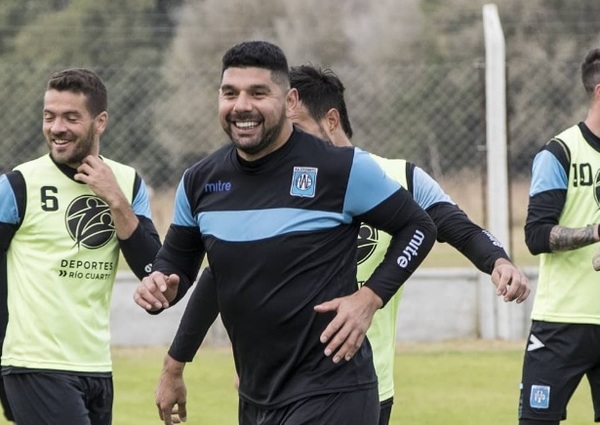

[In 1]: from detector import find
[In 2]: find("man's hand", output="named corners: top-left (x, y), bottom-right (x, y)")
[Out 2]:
top-left (75, 155), bottom-right (139, 239)
top-left (133, 272), bottom-right (180, 311)
top-left (75, 155), bottom-right (124, 206)
top-left (491, 258), bottom-right (530, 303)
top-left (156, 355), bottom-right (188, 425)
top-left (313, 286), bottom-right (383, 363)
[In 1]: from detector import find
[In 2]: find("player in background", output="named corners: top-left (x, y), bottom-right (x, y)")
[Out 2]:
top-left (519, 47), bottom-right (600, 425)
top-left (288, 64), bottom-right (530, 424)
top-left (0, 68), bottom-right (161, 425)
top-left (137, 40), bottom-right (438, 425)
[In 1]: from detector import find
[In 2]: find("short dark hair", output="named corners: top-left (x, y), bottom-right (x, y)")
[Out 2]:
top-left (221, 41), bottom-right (290, 89)
top-left (581, 48), bottom-right (600, 96)
top-left (289, 64), bottom-right (353, 139)
top-left (47, 68), bottom-right (107, 117)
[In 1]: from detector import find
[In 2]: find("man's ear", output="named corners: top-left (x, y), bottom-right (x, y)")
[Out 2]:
top-left (324, 108), bottom-right (341, 133)
top-left (594, 83), bottom-right (600, 100)
top-left (95, 111), bottom-right (109, 136)
top-left (286, 88), bottom-right (299, 112)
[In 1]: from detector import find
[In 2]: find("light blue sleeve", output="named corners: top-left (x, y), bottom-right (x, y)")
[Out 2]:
top-left (529, 150), bottom-right (568, 196)
top-left (172, 171), bottom-right (197, 227)
top-left (411, 166), bottom-right (455, 210)
top-left (0, 174), bottom-right (20, 224)
top-left (344, 148), bottom-right (402, 216)
top-left (131, 178), bottom-right (153, 219)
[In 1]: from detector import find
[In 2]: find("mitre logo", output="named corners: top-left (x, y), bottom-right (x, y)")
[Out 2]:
top-left (397, 229), bottom-right (425, 268)
top-left (65, 195), bottom-right (115, 249)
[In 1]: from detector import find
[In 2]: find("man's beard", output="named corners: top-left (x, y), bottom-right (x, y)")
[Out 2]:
top-left (48, 123), bottom-right (95, 166)
top-left (229, 110), bottom-right (286, 156)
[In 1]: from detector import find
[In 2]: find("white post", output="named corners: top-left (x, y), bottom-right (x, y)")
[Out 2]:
top-left (482, 4), bottom-right (525, 340)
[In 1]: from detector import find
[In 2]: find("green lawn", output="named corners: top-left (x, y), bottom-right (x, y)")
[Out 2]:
top-left (391, 340), bottom-right (591, 424)
top-left (4, 340), bottom-right (593, 424)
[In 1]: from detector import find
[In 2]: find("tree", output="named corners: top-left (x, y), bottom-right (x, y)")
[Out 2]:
top-left (0, 0), bottom-right (183, 186)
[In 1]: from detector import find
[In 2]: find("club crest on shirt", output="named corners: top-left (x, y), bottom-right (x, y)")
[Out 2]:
top-left (290, 166), bottom-right (318, 198)
top-left (357, 223), bottom-right (378, 264)
top-left (66, 195), bottom-right (115, 249)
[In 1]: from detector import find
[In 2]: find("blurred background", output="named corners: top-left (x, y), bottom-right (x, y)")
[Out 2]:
top-left (1, 0), bottom-right (600, 267)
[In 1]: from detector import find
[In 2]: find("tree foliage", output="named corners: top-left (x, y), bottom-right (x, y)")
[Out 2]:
top-left (0, 0), bottom-right (182, 185)
top-left (2, 0), bottom-right (600, 181)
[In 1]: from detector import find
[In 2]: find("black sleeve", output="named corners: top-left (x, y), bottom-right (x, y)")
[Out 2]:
top-left (0, 234), bottom-right (14, 421)
top-left (524, 189), bottom-right (566, 255)
top-left (0, 224), bottom-right (15, 342)
top-left (426, 202), bottom-right (509, 274)
top-left (118, 173), bottom-right (162, 280)
top-left (523, 138), bottom-right (570, 255)
top-left (0, 223), bottom-right (16, 256)
top-left (152, 223), bottom-right (206, 306)
top-left (358, 188), bottom-right (437, 305)
top-left (168, 268), bottom-right (220, 362)
top-left (118, 216), bottom-right (162, 280)
top-left (0, 247), bottom-right (11, 420)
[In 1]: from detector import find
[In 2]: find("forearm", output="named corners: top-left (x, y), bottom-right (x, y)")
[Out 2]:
top-left (549, 224), bottom-right (600, 252)
top-left (162, 353), bottom-right (186, 376)
top-left (356, 286), bottom-right (383, 311)
top-left (168, 268), bottom-right (220, 362)
top-left (455, 231), bottom-right (510, 274)
top-left (152, 224), bottom-right (205, 305)
top-left (119, 216), bottom-right (161, 279)
top-left (428, 203), bottom-right (509, 274)
top-left (524, 189), bottom-right (566, 254)
top-left (108, 195), bottom-right (139, 239)
top-left (361, 193), bottom-right (437, 305)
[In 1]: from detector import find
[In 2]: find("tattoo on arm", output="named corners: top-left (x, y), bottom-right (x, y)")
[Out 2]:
top-left (549, 224), bottom-right (597, 252)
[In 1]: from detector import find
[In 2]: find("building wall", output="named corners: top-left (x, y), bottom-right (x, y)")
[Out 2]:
top-left (111, 268), bottom-right (538, 347)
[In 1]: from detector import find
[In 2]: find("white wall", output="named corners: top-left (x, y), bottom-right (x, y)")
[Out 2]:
top-left (110, 268), bottom-right (537, 347)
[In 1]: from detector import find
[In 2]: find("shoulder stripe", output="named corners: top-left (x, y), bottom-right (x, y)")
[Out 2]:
top-left (344, 149), bottom-right (401, 216)
top-left (0, 171), bottom-right (25, 226)
top-left (546, 137), bottom-right (570, 178)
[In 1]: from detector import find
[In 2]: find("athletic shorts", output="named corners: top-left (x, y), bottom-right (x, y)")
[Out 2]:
top-left (378, 397), bottom-right (393, 425)
top-left (518, 321), bottom-right (600, 423)
top-left (3, 371), bottom-right (113, 425)
top-left (0, 378), bottom-right (14, 421)
top-left (239, 387), bottom-right (380, 425)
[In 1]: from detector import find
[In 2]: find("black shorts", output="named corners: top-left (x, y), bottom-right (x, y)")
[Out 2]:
top-left (518, 321), bottom-right (600, 422)
top-left (0, 377), bottom-right (14, 422)
top-left (239, 387), bottom-right (380, 425)
top-left (378, 397), bottom-right (393, 425)
top-left (3, 370), bottom-right (113, 425)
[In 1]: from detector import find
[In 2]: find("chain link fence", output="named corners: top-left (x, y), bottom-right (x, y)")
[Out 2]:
top-left (0, 59), bottom-right (586, 264)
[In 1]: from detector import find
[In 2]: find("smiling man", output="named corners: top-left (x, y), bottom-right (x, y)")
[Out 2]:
top-left (0, 68), bottom-right (161, 425)
top-left (138, 40), bottom-right (438, 425)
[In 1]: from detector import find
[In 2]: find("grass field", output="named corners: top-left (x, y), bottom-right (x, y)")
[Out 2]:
top-left (1, 340), bottom-right (593, 425)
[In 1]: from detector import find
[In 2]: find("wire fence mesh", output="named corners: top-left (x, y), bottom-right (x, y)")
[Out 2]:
top-left (0, 59), bottom-right (586, 264)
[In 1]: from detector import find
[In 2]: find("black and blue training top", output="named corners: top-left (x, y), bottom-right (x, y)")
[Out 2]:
top-left (154, 128), bottom-right (437, 408)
